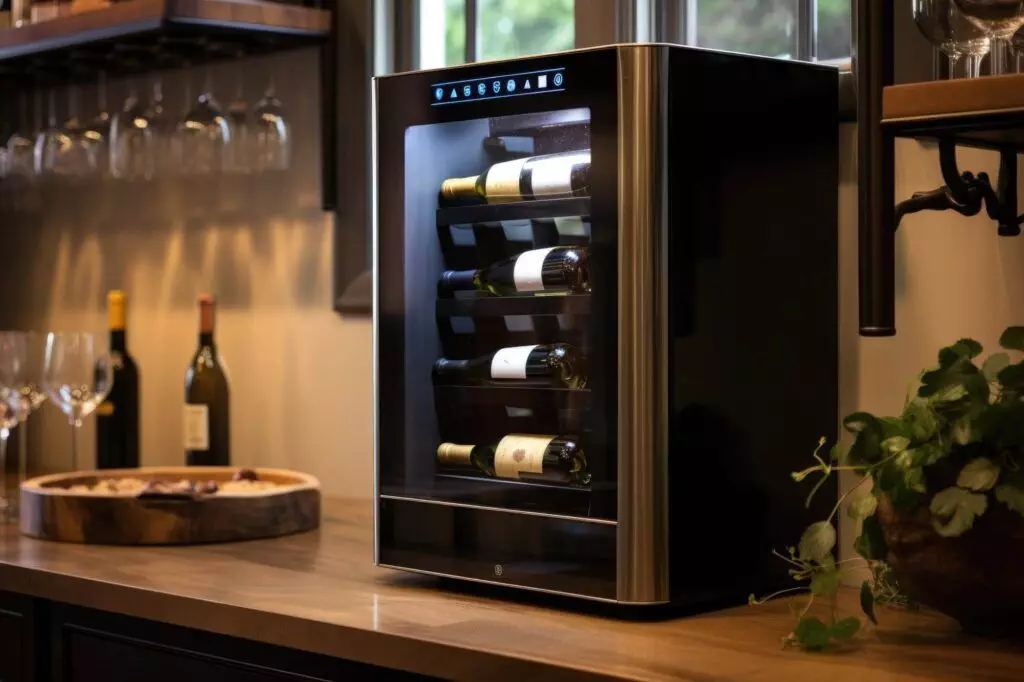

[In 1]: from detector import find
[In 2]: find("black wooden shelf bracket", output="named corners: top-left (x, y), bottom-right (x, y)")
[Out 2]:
top-left (894, 140), bottom-right (1022, 237)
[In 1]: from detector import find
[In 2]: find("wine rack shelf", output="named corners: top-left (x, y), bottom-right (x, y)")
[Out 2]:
top-left (0, 0), bottom-right (330, 84)
top-left (435, 196), bottom-right (590, 227)
top-left (882, 74), bottom-right (1024, 150)
top-left (435, 294), bottom-right (590, 318)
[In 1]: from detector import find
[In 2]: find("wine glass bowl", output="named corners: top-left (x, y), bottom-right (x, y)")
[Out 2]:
top-left (43, 333), bottom-right (114, 471)
top-left (178, 92), bottom-right (230, 175)
top-left (955, 0), bottom-right (1024, 72)
top-left (253, 86), bottom-right (289, 172)
top-left (915, 0), bottom-right (992, 77)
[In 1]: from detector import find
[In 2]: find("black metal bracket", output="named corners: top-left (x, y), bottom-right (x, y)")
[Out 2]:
top-left (894, 140), bottom-right (1022, 237)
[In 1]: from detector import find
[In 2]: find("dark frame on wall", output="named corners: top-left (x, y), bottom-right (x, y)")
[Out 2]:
top-left (328, 0), bottom-right (374, 315)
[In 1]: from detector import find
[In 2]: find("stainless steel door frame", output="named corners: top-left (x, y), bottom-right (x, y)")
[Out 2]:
top-left (615, 44), bottom-right (670, 605)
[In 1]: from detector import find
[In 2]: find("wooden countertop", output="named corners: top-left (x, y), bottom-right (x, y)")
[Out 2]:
top-left (0, 498), bottom-right (1022, 681)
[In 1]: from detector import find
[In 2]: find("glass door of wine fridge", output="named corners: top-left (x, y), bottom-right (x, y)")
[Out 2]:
top-left (375, 48), bottom-right (621, 599)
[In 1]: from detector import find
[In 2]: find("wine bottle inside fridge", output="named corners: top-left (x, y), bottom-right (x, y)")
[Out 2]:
top-left (433, 343), bottom-right (587, 388)
top-left (95, 290), bottom-right (140, 469)
top-left (184, 294), bottom-right (230, 466)
top-left (439, 246), bottom-right (589, 296)
top-left (440, 150), bottom-right (590, 204)
top-left (436, 434), bottom-right (591, 485)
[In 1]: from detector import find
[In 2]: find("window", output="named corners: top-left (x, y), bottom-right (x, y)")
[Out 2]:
top-left (413, 0), bottom-right (849, 71)
top-left (693, 0), bottom-right (851, 62)
top-left (419, 0), bottom-right (575, 68)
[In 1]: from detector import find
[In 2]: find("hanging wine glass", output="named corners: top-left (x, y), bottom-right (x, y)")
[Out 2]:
top-left (225, 59), bottom-right (252, 174)
top-left (145, 75), bottom-right (174, 177)
top-left (34, 88), bottom-right (69, 176)
top-left (914, 0), bottom-right (992, 78)
top-left (110, 79), bottom-right (154, 181)
top-left (60, 87), bottom-right (95, 177)
top-left (4, 92), bottom-right (34, 180)
top-left (82, 71), bottom-right (113, 176)
top-left (253, 76), bottom-right (289, 172)
top-left (955, 0), bottom-right (1024, 74)
top-left (177, 66), bottom-right (230, 175)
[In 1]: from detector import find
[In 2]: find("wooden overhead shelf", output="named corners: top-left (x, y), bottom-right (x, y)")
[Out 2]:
top-left (0, 0), bottom-right (330, 82)
top-left (882, 74), bottom-right (1024, 150)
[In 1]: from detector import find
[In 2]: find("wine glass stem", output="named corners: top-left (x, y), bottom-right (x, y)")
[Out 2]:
top-left (69, 420), bottom-right (77, 472)
top-left (992, 38), bottom-right (1009, 75)
top-left (0, 428), bottom-right (9, 517)
top-left (948, 55), bottom-right (960, 79)
top-left (18, 421), bottom-right (26, 490)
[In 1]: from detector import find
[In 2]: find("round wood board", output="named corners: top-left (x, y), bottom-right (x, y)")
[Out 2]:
top-left (19, 467), bottom-right (321, 545)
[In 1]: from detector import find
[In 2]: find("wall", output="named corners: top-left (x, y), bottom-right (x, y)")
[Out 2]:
top-left (837, 127), bottom-right (1024, 572)
top-left (0, 49), bottom-right (373, 500)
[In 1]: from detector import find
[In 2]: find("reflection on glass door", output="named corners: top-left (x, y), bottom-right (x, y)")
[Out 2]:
top-left (381, 104), bottom-right (615, 521)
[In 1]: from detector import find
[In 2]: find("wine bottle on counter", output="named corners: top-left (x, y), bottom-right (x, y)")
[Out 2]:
top-left (433, 343), bottom-right (587, 389)
top-left (184, 294), bottom-right (230, 466)
top-left (439, 246), bottom-right (589, 296)
top-left (95, 290), bottom-right (140, 469)
top-left (436, 434), bottom-right (591, 486)
top-left (440, 150), bottom-right (590, 204)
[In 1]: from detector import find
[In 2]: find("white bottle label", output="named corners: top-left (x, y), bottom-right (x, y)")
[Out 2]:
top-left (490, 345), bottom-right (538, 380)
top-left (494, 434), bottom-right (553, 479)
top-left (484, 158), bottom-right (527, 203)
top-left (513, 247), bottom-right (555, 292)
top-left (184, 404), bottom-right (210, 450)
top-left (528, 152), bottom-right (589, 197)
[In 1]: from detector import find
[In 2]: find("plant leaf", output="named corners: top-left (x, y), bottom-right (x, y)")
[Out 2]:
top-left (831, 617), bottom-right (861, 641)
top-left (952, 338), bottom-right (983, 359)
top-left (983, 352), bottom-right (1011, 382)
top-left (999, 326), bottom-right (1024, 352)
top-left (860, 581), bottom-right (878, 625)
top-left (902, 399), bottom-right (937, 443)
top-left (930, 487), bottom-right (988, 537)
top-left (880, 436), bottom-right (910, 455)
top-left (929, 383), bottom-right (968, 404)
top-left (798, 521), bottom-right (836, 562)
top-left (843, 412), bottom-right (878, 434)
top-left (951, 415), bottom-right (974, 446)
top-left (995, 482), bottom-right (1024, 517)
top-left (810, 569), bottom-right (840, 596)
top-left (794, 616), bottom-right (832, 651)
top-left (854, 514), bottom-right (887, 561)
top-left (847, 494), bottom-right (878, 520)
top-left (956, 457), bottom-right (1000, 492)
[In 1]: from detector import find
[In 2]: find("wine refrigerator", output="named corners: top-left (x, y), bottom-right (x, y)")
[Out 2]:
top-left (374, 45), bottom-right (838, 607)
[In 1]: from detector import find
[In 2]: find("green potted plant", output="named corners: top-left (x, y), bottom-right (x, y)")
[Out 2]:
top-left (754, 327), bottom-right (1024, 650)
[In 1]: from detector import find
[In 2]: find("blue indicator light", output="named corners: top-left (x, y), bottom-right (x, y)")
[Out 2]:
top-left (431, 68), bottom-right (566, 106)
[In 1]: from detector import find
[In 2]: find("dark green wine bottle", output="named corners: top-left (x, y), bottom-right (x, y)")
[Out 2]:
top-left (439, 246), bottom-right (589, 296)
top-left (433, 343), bottom-right (587, 388)
top-left (436, 434), bottom-right (590, 485)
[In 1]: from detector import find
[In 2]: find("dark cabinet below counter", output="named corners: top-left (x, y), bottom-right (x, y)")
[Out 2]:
top-left (0, 592), bottom-right (436, 682)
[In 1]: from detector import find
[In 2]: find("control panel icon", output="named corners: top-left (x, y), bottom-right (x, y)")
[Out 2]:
top-left (434, 87), bottom-right (444, 101)
top-left (553, 72), bottom-right (564, 87)
top-left (463, 85), bottom-right (471, 97)
top-left (506, 79), bottom-right (516, 92)
top-left (477, 82), bottom-right (486, 95)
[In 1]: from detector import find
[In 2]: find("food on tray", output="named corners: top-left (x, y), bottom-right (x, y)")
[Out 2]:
top-left (58, 469), bottom-right (279, 498)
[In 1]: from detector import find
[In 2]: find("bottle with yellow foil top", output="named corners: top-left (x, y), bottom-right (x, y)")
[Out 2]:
top-left (440, 150), bottom-right (591, 204)
top-left (96, 290), bottom-right (140, 469)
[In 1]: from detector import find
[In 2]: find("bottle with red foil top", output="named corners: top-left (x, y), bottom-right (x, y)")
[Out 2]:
top-left (184, 294), bottom-right (230, 465)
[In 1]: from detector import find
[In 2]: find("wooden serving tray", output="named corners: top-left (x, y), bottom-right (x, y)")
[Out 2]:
top-left (20, 467), bottom-right (320, 545)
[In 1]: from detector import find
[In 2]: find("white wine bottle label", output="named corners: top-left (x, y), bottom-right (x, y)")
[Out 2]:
top-left (183, 404), bottom-right (210, 450)
top-left (484, 158), bottom-right (527, 203)
top-left (490, 345), bottom-right (538, 379)
top-left (494, 434), bottom-right (553, 479)
top-left (513, 247), bottom-right (555, 292)
top-left (529, 157), bottom-right (577, 196)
